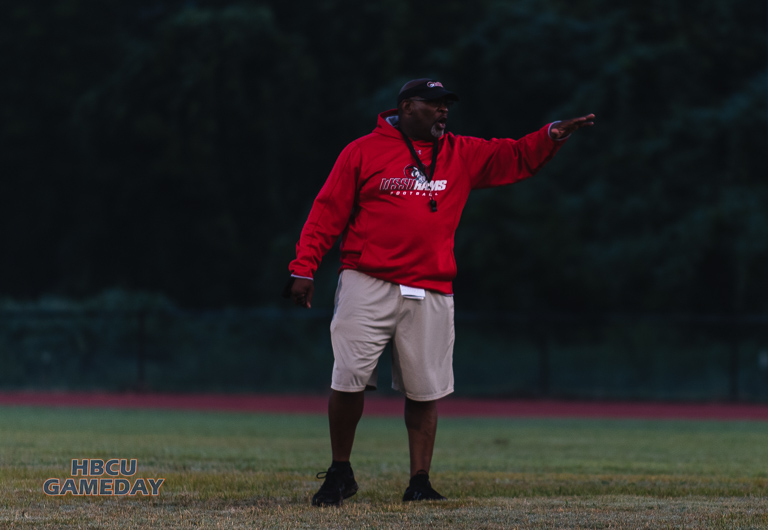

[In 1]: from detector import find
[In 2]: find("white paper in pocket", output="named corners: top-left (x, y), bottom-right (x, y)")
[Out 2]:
top-left (399, 285), bottom-right (426, 300)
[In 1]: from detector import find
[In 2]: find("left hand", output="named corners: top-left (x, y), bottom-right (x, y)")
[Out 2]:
top-left (549, 114), bottom-right (595, 140)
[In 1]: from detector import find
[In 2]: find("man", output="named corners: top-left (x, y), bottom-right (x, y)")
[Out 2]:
top-left (285, 78), bottom-right (594, 506)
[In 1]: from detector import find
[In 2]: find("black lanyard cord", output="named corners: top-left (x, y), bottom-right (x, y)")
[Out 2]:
top-left (398, 129), bottom-right (439, 212)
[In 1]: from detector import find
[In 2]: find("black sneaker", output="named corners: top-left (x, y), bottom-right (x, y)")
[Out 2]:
top-left (311, 465), bottom-right (359, 507)
top-left (402, 473), bottom-right (447, 502)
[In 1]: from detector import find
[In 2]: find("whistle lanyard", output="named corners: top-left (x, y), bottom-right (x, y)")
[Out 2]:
top-left (399, 129), bottom-right (440, 212)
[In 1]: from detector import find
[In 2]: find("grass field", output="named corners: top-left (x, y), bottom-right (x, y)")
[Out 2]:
top-left (1, 405), bottom-right (767, 529)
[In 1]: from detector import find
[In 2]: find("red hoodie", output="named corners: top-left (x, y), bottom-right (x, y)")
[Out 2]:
top-left (289, 109), bottom-right (566, 294)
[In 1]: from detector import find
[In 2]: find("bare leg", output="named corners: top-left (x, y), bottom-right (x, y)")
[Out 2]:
top-left (404, 398), bottom-right (438, 477)
top-left (328, 390), bottom-right (365, 462)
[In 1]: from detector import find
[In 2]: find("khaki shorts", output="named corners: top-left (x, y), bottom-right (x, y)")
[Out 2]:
top-left (329, 269), bottom-right (455, 401)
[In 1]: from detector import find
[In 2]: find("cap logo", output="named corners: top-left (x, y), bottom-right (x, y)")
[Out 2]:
top-left (427, 81), bottom-right (443, 88)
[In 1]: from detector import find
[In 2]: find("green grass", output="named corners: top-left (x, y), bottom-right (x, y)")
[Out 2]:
top-left (1, 406), bottom-right (768, 528)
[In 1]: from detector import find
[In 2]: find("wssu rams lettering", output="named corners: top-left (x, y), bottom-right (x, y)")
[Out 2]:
top-left (379, 178), bottom-right (447, 192)
top-left (379, 165), bottom-right (447, 193)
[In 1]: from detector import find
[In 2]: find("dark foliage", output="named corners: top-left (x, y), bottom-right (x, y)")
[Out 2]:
top-left (1, 0), bottom-right (766, 312)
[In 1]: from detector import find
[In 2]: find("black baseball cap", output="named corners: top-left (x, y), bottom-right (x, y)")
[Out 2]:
top-left (397, 78), bottom-right (459, 105)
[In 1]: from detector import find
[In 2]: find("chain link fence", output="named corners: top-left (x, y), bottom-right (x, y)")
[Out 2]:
top-left (1, 308), bottom-right (767, 402)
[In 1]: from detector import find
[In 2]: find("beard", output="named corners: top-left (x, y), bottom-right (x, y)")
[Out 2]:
top-left (430, 124), bottom-right (445, 138)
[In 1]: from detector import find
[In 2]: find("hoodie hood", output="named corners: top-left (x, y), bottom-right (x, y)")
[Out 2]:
top-left (376, 109), bottom-right (403, 139)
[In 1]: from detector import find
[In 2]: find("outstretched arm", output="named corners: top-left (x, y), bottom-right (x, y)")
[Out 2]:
top-left (549, 114), bottom-right (595, 140)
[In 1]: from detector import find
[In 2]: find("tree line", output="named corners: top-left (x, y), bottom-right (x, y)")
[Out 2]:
top-left (1, 0), bottom-right (766, 313)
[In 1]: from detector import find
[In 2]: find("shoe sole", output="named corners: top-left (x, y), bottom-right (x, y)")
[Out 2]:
top-left (311, 485), bottom-right (358, 507)
top-left (403, 495), bottom-right (447, 502)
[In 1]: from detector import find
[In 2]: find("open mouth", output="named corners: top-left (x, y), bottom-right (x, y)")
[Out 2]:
top-left (430, 117), bottom-right (448, 138)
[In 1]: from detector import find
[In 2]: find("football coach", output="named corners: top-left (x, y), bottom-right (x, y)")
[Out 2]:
top-left (284, 78), bottom-right (594, 506)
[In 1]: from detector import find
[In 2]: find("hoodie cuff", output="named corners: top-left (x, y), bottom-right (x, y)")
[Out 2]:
top-left (548, 122), bottom-right (570, 142)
